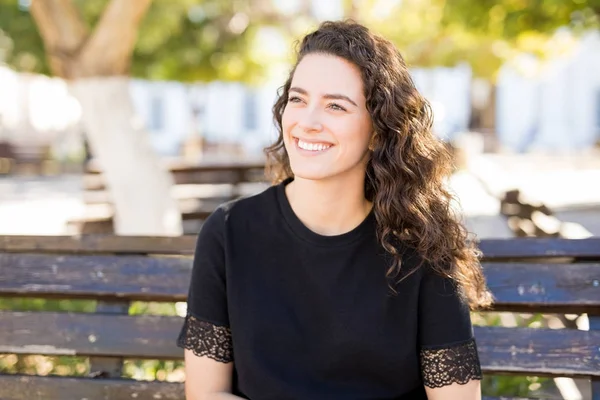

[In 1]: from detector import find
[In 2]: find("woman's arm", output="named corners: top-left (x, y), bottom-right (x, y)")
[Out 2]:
top-left (418, 267), bottom-right (483, 399)
top-left (179, 208), bottom-right (242, 399)
top-left (425, 379), bottom-right (481, 400)
top-left (184, 349), bottom-right (246, 400)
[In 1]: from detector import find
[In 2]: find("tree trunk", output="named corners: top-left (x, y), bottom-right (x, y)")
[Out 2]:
top-left (71, 77), bottom-right (182, 235)
top-left (30, 0), bottom-right (182, 235)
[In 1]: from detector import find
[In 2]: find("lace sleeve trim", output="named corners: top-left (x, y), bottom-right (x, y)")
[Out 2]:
top-left (420, 337), bottom-right (482, 388)
top-left (177, 314), bottom-right (233, 363)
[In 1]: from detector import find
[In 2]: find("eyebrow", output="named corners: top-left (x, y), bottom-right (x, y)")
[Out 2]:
top-left (289, 87), bottom-right (358, 107)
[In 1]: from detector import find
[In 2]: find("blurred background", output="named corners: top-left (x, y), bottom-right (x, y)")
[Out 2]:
top-left (0, 0), bottom-right (599, 398)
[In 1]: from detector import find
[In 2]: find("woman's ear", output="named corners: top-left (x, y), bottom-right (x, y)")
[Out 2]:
top-left (368, 132), bottom-right (377, 151)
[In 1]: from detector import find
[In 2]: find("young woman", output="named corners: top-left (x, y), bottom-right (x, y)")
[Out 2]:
top-left (178, 20), bottom-right (493, 400)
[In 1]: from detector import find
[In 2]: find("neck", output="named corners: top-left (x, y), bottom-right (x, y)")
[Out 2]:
top-left (285, 173), bottom-right (372, 236)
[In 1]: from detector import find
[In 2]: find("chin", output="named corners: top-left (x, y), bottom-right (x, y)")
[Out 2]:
top-left (289, 163), bottom-right (336, 182)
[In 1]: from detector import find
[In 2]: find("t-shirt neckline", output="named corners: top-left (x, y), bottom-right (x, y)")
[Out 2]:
top-left (275, 177), bottom-right (375, 247)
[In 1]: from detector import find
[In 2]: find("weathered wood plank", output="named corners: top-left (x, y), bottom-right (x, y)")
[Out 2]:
top-left (1, 313), bottom-right (599, 377)
top-left (0, 253), bottom-right (192, 302)
top-left (478, 238), bottom-right (600, 259)
top-left (89, 301), bottom-right (130, 378)
top-left (589, 315), bottom-right (600, 400)
top-left (3, 236), bottom-right (599, 258)
top-left (0, 375), bottom-right (184, 400)
top-left (482, 262), bottom-right (600, 313)
top-left (84, 160), bottom-right (266, 191)
top-left (0, 375), bottom-right (535, 400)
top-left (0, 235), bottom-right (196, 254)
top-left (2, 254), bottom-right (599, 313)
top-left (0, 312), bottom-right (183, 359)
top-left (474, 326), bottom-right (600, 377)
top-left (169, 168), bottom-right (265, 186)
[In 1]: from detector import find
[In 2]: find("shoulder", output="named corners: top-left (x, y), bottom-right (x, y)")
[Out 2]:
top-left (193, 185), bottom-right (279, 255)
top-left (393, 243), bottom-right (460, 291)
top-left (396, 241), bottom-right (456, 279)
top-left (390, 242), bottom-right (428, 280)
top-left (207, 183), bottom-right (280, 228)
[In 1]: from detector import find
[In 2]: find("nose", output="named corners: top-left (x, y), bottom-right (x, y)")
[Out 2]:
top-left (297, 107), bottom-right (323, 133)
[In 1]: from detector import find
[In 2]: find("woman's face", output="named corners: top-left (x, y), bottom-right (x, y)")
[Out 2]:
top-left (282, 53), bottom-right (373, 182)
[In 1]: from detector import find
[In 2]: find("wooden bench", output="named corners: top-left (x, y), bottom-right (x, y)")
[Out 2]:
top-left (0, 141), bottom-right (52, 175)
top-left (83, 158), bottom-right (267, 192)
top-left (69, 159), bottom-right (268, 234)
top-left (0, 141), bottom-right (15, 175)
top-left (0, 235), bottom-right (599, 399)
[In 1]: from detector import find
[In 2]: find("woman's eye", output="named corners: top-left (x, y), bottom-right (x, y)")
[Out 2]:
top-left (288, 96), bottom-right (302, 103)
top-left (328, 103), bottom-right (346, 112)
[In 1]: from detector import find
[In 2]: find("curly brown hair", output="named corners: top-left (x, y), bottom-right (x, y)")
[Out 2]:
top-left (265, 20), bottom-right (493, 310)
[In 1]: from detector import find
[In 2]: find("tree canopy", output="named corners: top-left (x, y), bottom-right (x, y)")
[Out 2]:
top-left (0, 0), bottom-right (308, 82)
top-left (1, 0), bottom-right (598, 81)
top-left (355, 0), bottom-right (599, 77)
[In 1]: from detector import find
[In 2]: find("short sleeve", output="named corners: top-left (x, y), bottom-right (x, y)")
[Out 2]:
top-left (177, 207), bottom-right (233, 363)
top-left (418, 267), bottom-right (482, 388)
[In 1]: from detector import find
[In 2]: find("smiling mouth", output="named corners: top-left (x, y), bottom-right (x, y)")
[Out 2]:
top-left (294, 137), bottom-right (333, 152)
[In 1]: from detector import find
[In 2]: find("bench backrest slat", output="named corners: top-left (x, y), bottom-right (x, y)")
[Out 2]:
top-left (4, 236), bottom-right (599, 257)
top-left (3, 310), bottom-right (599, 377)
top-left (478, 238), bottom-right (600, 259)
top-left (0, 375), bottom-right (530, 400)
top-left (474, 326), bottom-right (600, 377)
top-left (0, 311), bottom-right (181, 359)
top-left (0, 375), bottom-right (184, 400)
top-left (0, 253), bottom-right (191, 302)
top-left (0, 235), bottom-right (197, 255)
top-left (2, 253), bottom-right (599, 313)
top-left (483, 261), bottom-right (600, 313)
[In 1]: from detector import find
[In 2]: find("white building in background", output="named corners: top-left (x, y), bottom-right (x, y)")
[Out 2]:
top-left (412, 63), bottom-right (472, 141)
top-left (0, 67), bottom-right (21, 133)
top-left (496, 30), bottom-right (600, 152)
top-left (130, 80), bottom-right (190, 155)
top-left (129, 79), bottom-right (280, 156)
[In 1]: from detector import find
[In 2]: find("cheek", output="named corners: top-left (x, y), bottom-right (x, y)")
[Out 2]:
top-left (281, 107), bottom-right (295, 134)
top-left (336, 118), bottom-right (371, 151)
top-left (281, 109), bottom-right (296, 151)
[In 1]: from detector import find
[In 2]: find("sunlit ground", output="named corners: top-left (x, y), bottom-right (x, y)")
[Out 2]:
top-left (0, 176), bottom-right (84, 235)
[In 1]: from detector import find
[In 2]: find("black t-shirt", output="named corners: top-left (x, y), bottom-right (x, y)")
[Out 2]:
top-left (177, 179), bottom-right (482, 399)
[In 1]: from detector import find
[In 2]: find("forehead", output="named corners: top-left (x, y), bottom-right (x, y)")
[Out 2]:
top-left (291, 54), bottom-right (365, 101)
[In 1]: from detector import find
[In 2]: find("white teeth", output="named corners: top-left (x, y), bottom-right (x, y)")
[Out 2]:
top-left (298, 139), bottom-right (331, 151)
